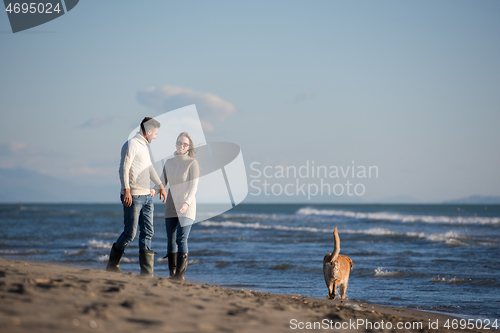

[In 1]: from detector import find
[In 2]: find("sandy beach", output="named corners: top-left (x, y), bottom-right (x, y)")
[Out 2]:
top-left (1, 258), bottom-right (493, 333)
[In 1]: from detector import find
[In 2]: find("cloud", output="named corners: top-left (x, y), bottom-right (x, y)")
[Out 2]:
top-left (0, 141), bottom-right (118, 187)
top-left (0, 141), bottom-right (49, 156)
top-left (69, 166), bottom-right (108, 175)
top-left (80, 116), bottom-right (113, 128)
top-left (295, 91), bottom-right (315, 103)
top-left (137, 85), bottom-right (236, 132)
top-left (0, 141), bottom-right (59, 171)
top-left (69, 160), bottom-right (118, 176)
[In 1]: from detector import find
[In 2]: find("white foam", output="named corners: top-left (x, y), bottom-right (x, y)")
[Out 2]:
top-left (204, 221), bottom-right (476, 249)
top-left (0, 249), bottom-right (43, 255)
top-left (199, 221), bottom-right (330, 233)
top-left (346, 228), bottom-right (468, 245)
top-left (374, 267), bottom-right (401, 277)
top-left (219, 213), bottom-right (284, 221)
top-left (98, 254), bottom-right (109, 262)
top-left (64, 249), bottom-right (86, 256)
top-left (405, 231), bottom-right (468, 245)
top-left (85, 240), bottom-right (112, 249)
top-left (200, 221), bottom-right (471, 246)
top-left (95, 232), bottom-right (119, 238)
top-left (431, 276), bottom-right (470, 284)
top-left (296, 207), bottom-right (500, 225)
top-left (343, 228), bottom-right (397, 236)
top-left (121, 257), bottom-right (135, 263)
top-left (98, 254), bottom-right (135, 263)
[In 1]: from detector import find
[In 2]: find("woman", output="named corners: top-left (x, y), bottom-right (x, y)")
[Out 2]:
top-left (156, 132), bottom-right (199, 281)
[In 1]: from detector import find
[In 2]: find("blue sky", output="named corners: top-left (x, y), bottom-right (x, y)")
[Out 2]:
top-left (1, 1), bottom-right (499, 202)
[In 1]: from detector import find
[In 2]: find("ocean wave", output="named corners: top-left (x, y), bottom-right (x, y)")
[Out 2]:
top-left (405, 231), bottom-right (469, 246)
top-left (85, 240), bottom-right (112, 249)
top-left (199, 221), bottom-right (331, 233)
top-left (430, 276), bottom-right (500, 287)
top-left (343, 228), bottom-right (397, 236)
top-left (218, 212), bottom-right (291, 221)
top-left (95, 232), bottom-right (119, 238)
top-left (431, 276), bottom-right (471, 284)
top-left (157, 257), bottom-right (200, 265)
top-left (97, 254), bottom-right (135, 263)
top-left (98, 254), bottom-right (108, 262)
top-left (0, 249), bottom-right (47, 255)
top-left (200, 221), bottom-right (472, 246)
top-left (296, 207), bottom-right (500, 225)
top-left (346, 229), bottom-right (471, 246)
top-left (64, 249), bottom-right (87, 256)
top-left (270, 264), bottom-right (296, 270)
top-left (374, 267), bottom-right (403, 277)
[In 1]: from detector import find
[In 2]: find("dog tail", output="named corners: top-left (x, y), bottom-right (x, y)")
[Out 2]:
top-left (331, 227), bottom-right (341, 261)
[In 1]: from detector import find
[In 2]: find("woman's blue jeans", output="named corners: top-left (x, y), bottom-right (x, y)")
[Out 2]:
top-left (115, 194), bottom-right (154, 252)
top-left (165, 217), bottom-right (193, 253)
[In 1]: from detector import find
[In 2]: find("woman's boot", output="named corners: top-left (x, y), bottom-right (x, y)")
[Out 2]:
top-left (106, 243), bottom-right (124, 273)
top-left (173, 252), bottom-right (188, 281)
top-left (139, 250), bottom-right (155, 277)
top-left (165, 252), bottom-right (177, 277)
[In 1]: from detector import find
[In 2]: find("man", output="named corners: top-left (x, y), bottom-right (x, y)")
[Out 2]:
top-left (106, 117), bottom-right (167, 277)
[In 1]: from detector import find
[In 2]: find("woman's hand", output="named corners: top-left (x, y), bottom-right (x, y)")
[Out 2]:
top-left (179, 202), bottom-right (189, 214)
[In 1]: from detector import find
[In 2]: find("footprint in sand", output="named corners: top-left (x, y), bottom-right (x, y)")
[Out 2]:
top-left (8, 283), bottom-right (27, 294)
top-left (126, 318), bottom-right (164, 326)
top-left (83, 302), bottom-right (113, 319)
top-left (103, 286), bottom-right (121, 293)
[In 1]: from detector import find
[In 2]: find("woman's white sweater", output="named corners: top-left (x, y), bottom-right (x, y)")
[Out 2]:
top-left (158, 152), bottom-right (199, 221)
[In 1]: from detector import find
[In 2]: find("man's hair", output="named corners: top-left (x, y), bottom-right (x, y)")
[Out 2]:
top-left (140, 117), bottom-right (161, 135)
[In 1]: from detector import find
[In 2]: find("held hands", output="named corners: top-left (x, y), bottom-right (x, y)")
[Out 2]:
top-left (179, 202), bottom-right (189, 214)
top-left (122, 189), bottom-right (132, 207)
top-left (148, 188), bottom-right (166, 203)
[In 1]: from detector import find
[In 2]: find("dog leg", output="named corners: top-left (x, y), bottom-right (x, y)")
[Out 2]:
top-left (340, 282), bottom-right (347, 299)
top-left (327, 280), bottom-right (334, 299)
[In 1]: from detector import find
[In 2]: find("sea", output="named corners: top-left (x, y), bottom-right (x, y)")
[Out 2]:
top-left (1, 203), bottom-right (499, 321)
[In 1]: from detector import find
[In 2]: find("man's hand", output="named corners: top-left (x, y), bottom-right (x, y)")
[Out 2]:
top-left (150, 189), bottom-right (155, 196)
top-left (179, 202), bottom-right (189, 214)
top-left (122, 189), bottom-right (132, 207)
top-left (159, 188), bottom-right (167, 203)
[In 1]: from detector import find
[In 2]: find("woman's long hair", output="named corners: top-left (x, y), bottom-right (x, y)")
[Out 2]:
top-left (177, 132), bottom-right (195, 158)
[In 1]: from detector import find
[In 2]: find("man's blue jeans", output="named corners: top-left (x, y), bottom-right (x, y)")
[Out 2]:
top-left (165, 217), bottom-right (193, 253)
top-left (115, 194), bottom-right (154, 252)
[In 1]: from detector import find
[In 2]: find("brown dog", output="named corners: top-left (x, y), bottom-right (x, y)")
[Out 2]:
top-left (323, 227), bottom-right (353, 299)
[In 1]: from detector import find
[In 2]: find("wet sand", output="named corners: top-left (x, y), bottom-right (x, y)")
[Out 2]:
top-left (0, 258), bottom-right (489, 332)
